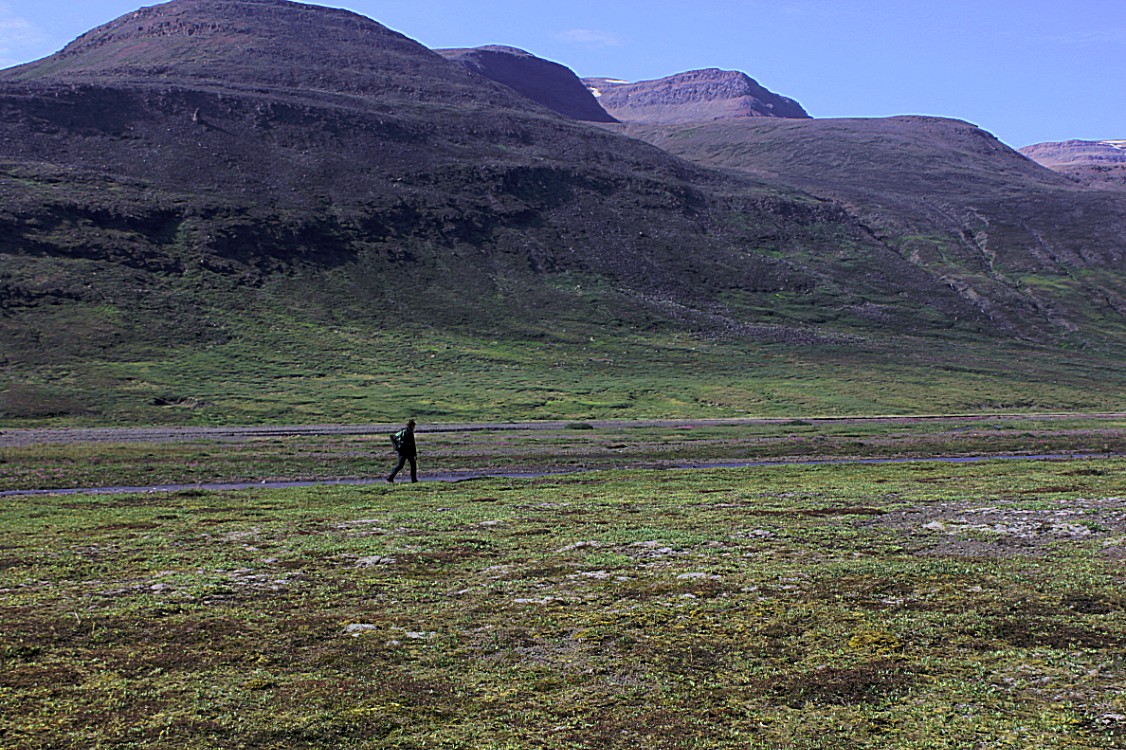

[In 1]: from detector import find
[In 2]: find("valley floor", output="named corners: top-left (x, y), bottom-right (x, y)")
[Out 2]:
top-left (2, 453), bottom-right (1123, 748)
top-left (2, 413), bottom-right (1125, 493)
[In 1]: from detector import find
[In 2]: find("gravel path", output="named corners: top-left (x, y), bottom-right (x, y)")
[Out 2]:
top-left (0, 452), bottom-right (1114, 497)
top-left (3, 413), bottom-right (1123, 447)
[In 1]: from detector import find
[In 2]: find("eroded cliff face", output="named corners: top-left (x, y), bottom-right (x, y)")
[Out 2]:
top-left (583, 68), bottom-right (809, 124)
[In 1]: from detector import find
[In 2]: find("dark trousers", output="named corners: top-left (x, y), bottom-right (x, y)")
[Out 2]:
top-left (389, 453), bottom-right (417, 482)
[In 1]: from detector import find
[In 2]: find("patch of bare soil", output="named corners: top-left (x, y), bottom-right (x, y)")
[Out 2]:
top-left (867, 496), bottom-right (1126, 558)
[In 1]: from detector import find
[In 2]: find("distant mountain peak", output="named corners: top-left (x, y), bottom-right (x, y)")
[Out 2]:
top-left (582, 67), bottom-right (809, 124)
top-left (0, 0), bottom-right (527, 109)
top-left (1019, 138), bottom-right (1126, 189)
top-left (1021, 139), bottom-right (1126, 163)
top-left (438, 45), bottom-right (616, 123)
top-left (44, 0), bottom-right (402, 74)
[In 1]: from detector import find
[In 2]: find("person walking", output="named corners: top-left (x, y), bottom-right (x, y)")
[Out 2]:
top-left (387, 419), bottom-right (418, 483)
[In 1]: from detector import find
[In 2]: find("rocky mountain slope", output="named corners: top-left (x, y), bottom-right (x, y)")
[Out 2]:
top-left (1, 0), bottom-right (1124, 423)
top-left (1020, 139), bottom-right (1126, 189)
top-left (584, 68), bottom-right (810, 124)
top-left (0, 0), bottom-right (993, 347)
top-left (621, 116), bottom-right (1126, 342)
top-left (0, 0), bottom-right (947, 402)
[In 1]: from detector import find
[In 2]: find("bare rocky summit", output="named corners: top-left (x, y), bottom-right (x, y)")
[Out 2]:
top-left (438, 45), bottom-right (616, 122)
top-left (584, 68), bottom-right (809, 124)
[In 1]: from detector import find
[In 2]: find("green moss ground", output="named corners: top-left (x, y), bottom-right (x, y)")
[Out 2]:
top-left (5, 315), bottom-right (1125, 427)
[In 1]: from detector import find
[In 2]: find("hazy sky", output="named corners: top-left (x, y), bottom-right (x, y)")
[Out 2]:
top-left (1, 0), bottom-right (1122, 148)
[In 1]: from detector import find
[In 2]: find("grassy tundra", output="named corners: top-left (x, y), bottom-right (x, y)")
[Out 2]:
top-left (2, 414), bottom-right (1125, 493)
top-left (1, 452), bottom-right (1124, 748)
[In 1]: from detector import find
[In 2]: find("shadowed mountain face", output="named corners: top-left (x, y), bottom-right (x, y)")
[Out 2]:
top-left (1020, 140), bottom-right (1126, 190)
top-left (585, 68), bottom-right (810, 124)
top-left (438, 46), bottom-right (616, 122)
top-left (1, 0), bottom-right (1125, 424)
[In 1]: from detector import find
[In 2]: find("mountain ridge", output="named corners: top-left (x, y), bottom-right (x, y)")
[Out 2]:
top-left (1020, 139), bottom-right (1126, 189)
top-left (1, 0), bottom-right (1124, 425)
top-left (0, 0), bottom-right (539, 112)
top-left (584, 68), bottom-right (810, 124)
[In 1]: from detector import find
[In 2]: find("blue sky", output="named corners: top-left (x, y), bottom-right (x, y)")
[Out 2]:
top-left (1, 0), bottom-right (1122, 148)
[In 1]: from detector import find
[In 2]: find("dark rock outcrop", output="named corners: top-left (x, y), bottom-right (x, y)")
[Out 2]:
top-left (584, 68), bottom-right (809, 124)
top-left (438, 45), bottom-right (616, 122)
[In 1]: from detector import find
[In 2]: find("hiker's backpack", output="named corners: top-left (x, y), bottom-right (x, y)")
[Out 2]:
top-left (390, 428), bottom-right (406, 451)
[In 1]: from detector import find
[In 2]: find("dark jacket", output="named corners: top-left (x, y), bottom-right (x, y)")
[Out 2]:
top-left (396, 427), bottom-right (417, 457)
